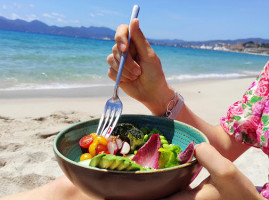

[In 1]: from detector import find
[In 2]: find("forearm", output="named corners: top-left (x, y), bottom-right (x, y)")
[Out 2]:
top-left (175, 104), bottom-right (249, 161)
top-left (145, 89), bottom-right (249, 161)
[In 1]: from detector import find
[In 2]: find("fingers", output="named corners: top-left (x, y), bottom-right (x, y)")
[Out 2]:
top-left (107, 67), bottom-right (131, 83)
top-left (194, 143), bottom-right (260, 200)
top-left (129, 19), bottom-right (154, 59)
top-left (107, 53), bottom-right (141, 82)
top-left (115, 24), bottom-right (129, 53)
top-left (194, 143), bottom-right (234, 178)
top-left (107, 43), bottom-right (141, 81)
top-left (114, 19), bottom-right (154, 59)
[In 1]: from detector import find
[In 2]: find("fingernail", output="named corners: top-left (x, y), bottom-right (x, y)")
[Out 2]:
top-left (133, 68), bottom-right (141, 76)
top-left (194, 143), bottom-right (201, 150)
top-left (119, 43), bottom-right (126, 52)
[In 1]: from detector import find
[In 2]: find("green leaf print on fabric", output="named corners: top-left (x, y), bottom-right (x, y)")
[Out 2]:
top-left (261, 135), bottom-right (267, 143)
top-left (250, 96), bottom-right (263, 104)
top-left (233, 116), bottom-right (241, 121)
top-left (231, 126), bottom-right (234, 134)
top-left (262, 115), bottom-right (269, 126)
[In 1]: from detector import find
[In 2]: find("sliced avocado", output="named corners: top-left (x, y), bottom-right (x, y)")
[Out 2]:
top-left (89, 154), bottom-right (143, 171)
top-left (109, 156), bottom-right (125, 170)
top-left (89, 154), bottom-right (105, 167)
top-left (126, 161), bottom-right (142, 171)
top-left (99, 154), bottom-right (116, 169)
top-left (117, 159), bottom-right (132, 171)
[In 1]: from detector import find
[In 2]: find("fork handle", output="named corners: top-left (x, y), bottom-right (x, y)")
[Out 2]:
top-left (113, 5), bottom-right (140, 97)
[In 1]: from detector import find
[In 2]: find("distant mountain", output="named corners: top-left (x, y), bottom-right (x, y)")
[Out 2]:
top-left (148, 38), bottom-right (269, 46)
top-left (0, 16), bottom-right (268, 46)
top-left (0, 16), bottom-right (115, 40)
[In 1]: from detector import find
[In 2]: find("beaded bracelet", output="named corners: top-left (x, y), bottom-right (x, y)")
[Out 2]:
top-left (162, 91), bottom-right (184, 120)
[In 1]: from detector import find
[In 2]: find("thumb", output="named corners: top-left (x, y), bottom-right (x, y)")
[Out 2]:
top-left (194, 143), bottom-right (232, 178)
top-left (129, 19), bottom-right (154, 59)
top-left (194, 143), bottom-right (260, 199)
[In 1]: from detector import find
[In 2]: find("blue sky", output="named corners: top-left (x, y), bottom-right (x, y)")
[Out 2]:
top-left (0, 0), bottom-right (268, 41)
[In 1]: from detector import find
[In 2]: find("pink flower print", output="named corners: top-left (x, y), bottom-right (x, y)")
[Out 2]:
top-left (252, 100), bottom-right (266, 117)
top-left (257, 126), bottom-right (269, 150)
top-left (227, 102), bottom-right (244, 117)
top-left (234, 132), bottom-right (243, 142)
top-left (255, 77), bottom-right (269, 96)
top-left (241, 94), bottom-right (249, 104)
top-left (261, 183), bottom-right (269, 198)
top-left (263, 130), bottom-right (269, 147)
top-left (232, 122), bottom-right (241, 133)
top-left (263, 99), bottom-right (269, 114)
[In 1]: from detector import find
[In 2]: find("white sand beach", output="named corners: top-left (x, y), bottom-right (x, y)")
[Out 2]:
top-left (0, 78), bottom-right (268, 197)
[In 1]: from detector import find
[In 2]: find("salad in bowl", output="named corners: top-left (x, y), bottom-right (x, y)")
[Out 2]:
top-left (54, 114), bottom-right (208, 200)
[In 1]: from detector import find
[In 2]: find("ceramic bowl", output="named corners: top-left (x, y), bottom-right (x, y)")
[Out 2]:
top-left (54, 114), bottom-right (209, 200)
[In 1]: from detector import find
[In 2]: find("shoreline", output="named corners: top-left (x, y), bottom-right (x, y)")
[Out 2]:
top-left (1, 77), bottom-right (268, 197)
top-left (0, 76), bottom-right (256, 99)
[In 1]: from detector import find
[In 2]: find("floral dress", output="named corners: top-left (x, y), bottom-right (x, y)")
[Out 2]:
top-left (220, 61), bottom-right (269, 199)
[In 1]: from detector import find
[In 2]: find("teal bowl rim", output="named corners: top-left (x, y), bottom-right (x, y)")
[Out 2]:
top-left (53, 114), bottom-right (209, 174)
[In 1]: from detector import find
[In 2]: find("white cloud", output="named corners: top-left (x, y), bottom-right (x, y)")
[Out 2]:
top-left (52, 12), bottom-right (65, 18)
top-left (10, 13), bottom-right (21, 19)
top-left (42, 12), bottom-right (78, 26)
top-left (43, 12), bottom-right (66, 20)
top-left (43, 13), bottom-right (53, 18)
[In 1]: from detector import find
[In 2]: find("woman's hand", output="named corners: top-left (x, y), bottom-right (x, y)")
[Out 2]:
top-left (107, 19), bottom-right (175, 116)
top-left (163, 143), bottom-right (263, 200)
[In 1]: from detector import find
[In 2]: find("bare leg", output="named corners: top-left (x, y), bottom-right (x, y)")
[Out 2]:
top-left (1, 176), bottom-right (99, 200)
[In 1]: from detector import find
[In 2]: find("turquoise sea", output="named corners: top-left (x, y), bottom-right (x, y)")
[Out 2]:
top-left (1, 30), bottom-right (269, 91)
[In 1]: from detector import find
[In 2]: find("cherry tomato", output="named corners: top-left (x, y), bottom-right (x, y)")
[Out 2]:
top-left (79, 135), bottom-right (94, 149)
top-left (80, 153), bottom-right (93, 161)
top-left (96, 144), bottom-right (108, 154)
top-left (98, 150), bottom-right (110, 155)
top-left (88, 142), bottom-right (98, 156)
top-left (93, 136), bottom-right (108, 146)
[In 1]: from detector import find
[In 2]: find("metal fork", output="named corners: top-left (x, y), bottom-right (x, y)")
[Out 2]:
top-left (96, 5), bottom-right (140, 138)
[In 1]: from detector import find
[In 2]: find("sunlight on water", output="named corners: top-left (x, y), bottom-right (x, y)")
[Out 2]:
top-left (0, 30), bottom-right (269, 90)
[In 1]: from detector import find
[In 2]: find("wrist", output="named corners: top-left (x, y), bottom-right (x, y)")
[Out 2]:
top-left (142, 86), bottom-right (175, 116)
top-left (163, 92), bottom-right (184, 119)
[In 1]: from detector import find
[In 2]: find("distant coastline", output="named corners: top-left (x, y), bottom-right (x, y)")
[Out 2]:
top-left (1, 16), bottom-right (269, 56)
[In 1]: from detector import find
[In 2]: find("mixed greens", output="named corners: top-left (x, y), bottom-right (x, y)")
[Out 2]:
top-left (78, 123), bottom-right (194, 171)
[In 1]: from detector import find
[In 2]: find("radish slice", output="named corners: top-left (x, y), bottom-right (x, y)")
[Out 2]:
top-left (120, 142), bottom-right (130, 155)
top-left (107, 141), bottom-right (118, 155)
top-left (116, 138), bottom-right (123, 149)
